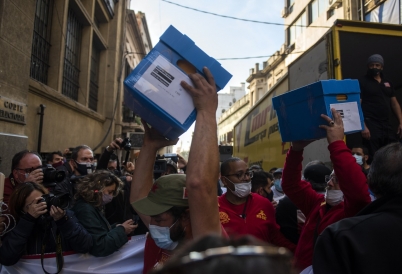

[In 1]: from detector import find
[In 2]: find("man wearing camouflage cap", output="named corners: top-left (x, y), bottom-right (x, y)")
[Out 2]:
top-left (130, 68), bottom-right (222, 274)
top-left (359, 54), bottom-right (402, 160)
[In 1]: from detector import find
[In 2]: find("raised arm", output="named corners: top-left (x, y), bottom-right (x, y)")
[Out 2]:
top-left (97, 138), bottom-right (122, 170)
top-left (320, 108), bottom-right (370, 216)
top-left (180, 67), bottom-right (221, 238)
top-left (130, 121), bottom-right (178, 228)
top-left (282, 140), bottom-right (324, 217)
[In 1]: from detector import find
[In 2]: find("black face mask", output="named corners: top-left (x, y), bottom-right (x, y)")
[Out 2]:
top-left (263, 188), bottom-right (274, 202)
top-left (74, 161), bottom-right (94, 175)
top-left (367, 68), bottom-right (381, 77)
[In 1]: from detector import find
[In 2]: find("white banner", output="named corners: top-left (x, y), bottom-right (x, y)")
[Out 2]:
top-left (1, 235), bottom-right (146, 274)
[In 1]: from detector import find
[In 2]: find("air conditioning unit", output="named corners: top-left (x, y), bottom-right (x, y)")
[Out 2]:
top-left (281, 7), bottom-right (289, 18)
top-left (329, 0), bottom-right (342, 9)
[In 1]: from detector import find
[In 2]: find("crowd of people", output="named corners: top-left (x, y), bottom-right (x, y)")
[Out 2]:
top-left (0, 56), bottom-right (401, 274)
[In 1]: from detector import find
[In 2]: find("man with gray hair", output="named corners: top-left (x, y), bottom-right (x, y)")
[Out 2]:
top-left (359, 54), bottom-right (402, 160)
top-left (313, 142), bottom-right (402, 274)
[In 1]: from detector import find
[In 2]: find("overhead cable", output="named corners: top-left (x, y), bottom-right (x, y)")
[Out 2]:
top-left (161, 0), bottom-right (330, 28)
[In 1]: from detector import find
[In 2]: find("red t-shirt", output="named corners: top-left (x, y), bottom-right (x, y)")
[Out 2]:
top-left (143, 234), bottom-right (173, 274)
top-left (143, 225), bottom-right (228, 274)
top-left (218, 193), bottom-right (295, 251)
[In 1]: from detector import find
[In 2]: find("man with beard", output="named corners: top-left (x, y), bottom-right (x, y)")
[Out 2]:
top-left (130, 67), bottom-right (223, 274)
top-left (359, 54), bottom-right (402, 160)
top-left (282, 108), bottom-right (371, 272)
top-left (251, 171), bottom-right (274, 202)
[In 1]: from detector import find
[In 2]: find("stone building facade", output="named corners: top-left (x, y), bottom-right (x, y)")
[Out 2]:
top-left (0, 0), bottom-right (151, 174)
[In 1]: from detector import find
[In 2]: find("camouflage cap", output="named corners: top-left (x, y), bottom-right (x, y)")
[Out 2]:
top-left (131, 174), bottom-right (188, 216)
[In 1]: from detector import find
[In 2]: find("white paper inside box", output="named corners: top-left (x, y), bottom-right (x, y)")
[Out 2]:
top-left (124, 53), bottom-right (198, 140)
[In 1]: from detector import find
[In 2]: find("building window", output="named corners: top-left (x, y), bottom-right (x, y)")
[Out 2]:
top-left (102, 0), bottom-right (115, 18)
top-left (122, 104), bottom-right (135, 123)
top-left (89, 46), bottom-right (100, 111)
top-left (309, 0), bottom-right (329, 24)
top-left (30, 0), bottom-right (54, 84)
top-left (62, 9), bottom-right (82, 101)
top-left (287, 11), bottom-right (306, 45)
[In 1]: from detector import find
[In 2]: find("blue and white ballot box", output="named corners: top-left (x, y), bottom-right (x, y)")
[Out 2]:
top-left (124, 25), bottom-right (232, 140)
top-left (272, 80), bottom-right (364, 142)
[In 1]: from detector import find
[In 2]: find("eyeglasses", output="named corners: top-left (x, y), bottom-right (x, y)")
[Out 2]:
top-left (15, 166), bottom-right (41, 174)
top-left (325, 175), bottom-right (338, 184)
top-left (223, 171), bottom-right (253, 180)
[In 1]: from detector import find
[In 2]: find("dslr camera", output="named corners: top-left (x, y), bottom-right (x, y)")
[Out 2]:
top-left (41, 164), bottom-right (66, 187)
top-left (40, 192), bottom-right (70, 212)
top-left (153, 153), bottom-right (178, 179)
top-left (117, 137), bottom-right (132, 151)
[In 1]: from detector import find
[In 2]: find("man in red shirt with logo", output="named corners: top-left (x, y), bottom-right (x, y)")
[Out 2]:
top-left (219, 159), bottom-right (295, 252)
top-left (282, 108), bottom-right (371, 272)
top-left (130, 67), bottom-right (224, 274)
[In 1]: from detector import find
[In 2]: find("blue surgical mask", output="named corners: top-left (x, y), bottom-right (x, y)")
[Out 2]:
top-left (274, 179), bottom-right (283, 192)
top-left (149, 219), bottom-right (179, 250)
top-left (353, 154), bottom-right (363, 165)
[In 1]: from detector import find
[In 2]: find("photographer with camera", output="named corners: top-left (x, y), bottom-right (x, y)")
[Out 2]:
top-left (153, 154), bottom-right (179, 180)
top-left (0, 182), bottom-right (92, 270)
top-left (3, 150), bottom-right (44, 206)
top-left (53, 145), bottom-right (95, 204)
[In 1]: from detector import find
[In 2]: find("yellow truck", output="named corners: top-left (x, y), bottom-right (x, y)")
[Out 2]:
top-left (233, 20), bottom-right (402, 169)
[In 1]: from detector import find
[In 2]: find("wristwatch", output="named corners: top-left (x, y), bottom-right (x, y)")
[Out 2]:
top-left (106, 146), bottom-right (114, 152)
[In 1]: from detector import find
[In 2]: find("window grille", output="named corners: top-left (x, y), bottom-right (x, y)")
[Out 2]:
top-left (89, 46), bottom-right (100, 111)
top-left (62, 9), bottom-right (82, 101)
top-left (30, 0), bottom-right (54, 84)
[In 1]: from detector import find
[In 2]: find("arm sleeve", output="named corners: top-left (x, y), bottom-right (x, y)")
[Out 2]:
top-left (73, 203), bottom-right (128, 257)
top-left (0, 214), bottom-right (36, 266)
top-left (329, 141), bottom-right (371, 217)
top-left (56, 210), bottom-right (93, 253)
top-left (97, 149), bottom-right (112, 170)
top-left (281, 147), bottom-right (323, 217)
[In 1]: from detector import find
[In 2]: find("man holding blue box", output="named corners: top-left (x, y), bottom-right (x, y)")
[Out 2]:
top-left (130, 68), bottom-right (224, 274)
top-left (281, 108), bottom-right (371, 272)
top-left (359, 54), bottom-right (402, 160)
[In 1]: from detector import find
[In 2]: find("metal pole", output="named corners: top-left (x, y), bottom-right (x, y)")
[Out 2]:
top-left (37, 104), bottom-right (46, 153)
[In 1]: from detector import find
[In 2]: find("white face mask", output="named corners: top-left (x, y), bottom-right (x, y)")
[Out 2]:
top-left (225, 177), bottom-right (251, 198)
top-left (325, 189), bottom-right (344, 206)
top-left (353, 154), bottom-right (363, 165)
